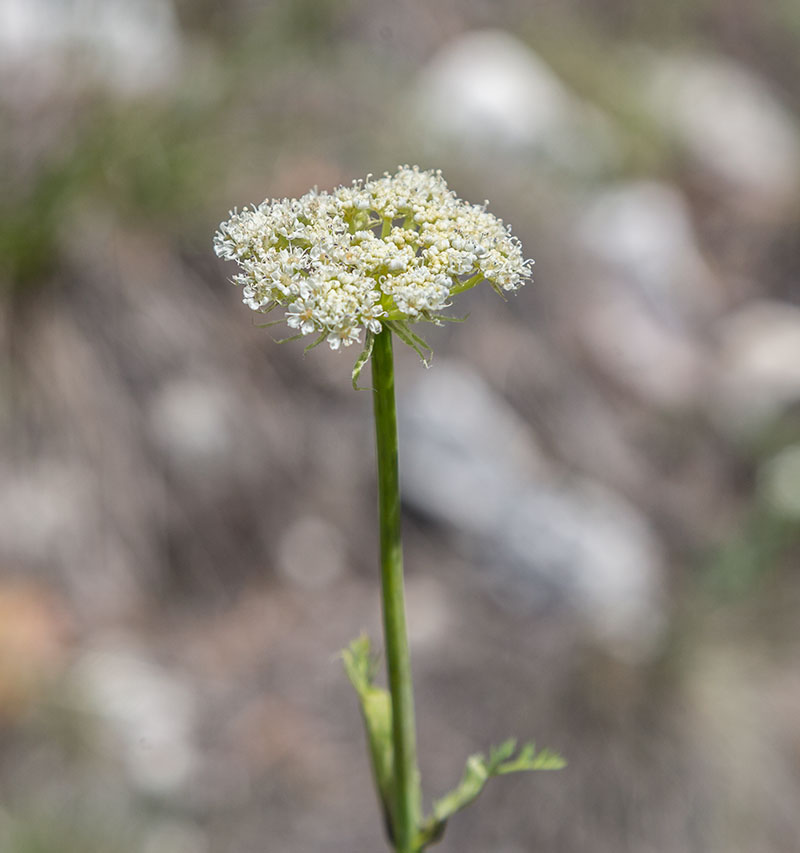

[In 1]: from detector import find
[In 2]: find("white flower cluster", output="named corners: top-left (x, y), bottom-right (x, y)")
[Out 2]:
top-left (213, 166), bottom-right (532, 351)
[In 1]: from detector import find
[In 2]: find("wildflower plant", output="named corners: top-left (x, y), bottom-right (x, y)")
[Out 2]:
top-left (214, 166), bottom-right (564, 852)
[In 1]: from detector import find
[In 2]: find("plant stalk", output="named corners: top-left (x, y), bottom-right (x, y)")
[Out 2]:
top-left (371, 327), bottom-right (421, 853)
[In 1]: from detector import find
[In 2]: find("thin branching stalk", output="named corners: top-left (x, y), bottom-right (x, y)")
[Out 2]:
top-left (371, 327), bottom-right (421, 852)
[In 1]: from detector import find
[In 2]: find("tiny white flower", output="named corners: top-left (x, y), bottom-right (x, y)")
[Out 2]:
top-left (327, 325), bottom-right (361, 350)
top-left (286, 300), bottom-right (317, 336)
top-left (213, 166), bottom-right (533, 353)
top-left (361, 303), bottom-right (386, 334)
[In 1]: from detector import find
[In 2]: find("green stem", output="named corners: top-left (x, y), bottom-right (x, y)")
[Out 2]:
top-left (371, 327), bottom-right (421, 852)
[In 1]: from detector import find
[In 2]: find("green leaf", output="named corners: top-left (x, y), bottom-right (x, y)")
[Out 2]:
top-left (351, 331), bottom-right (375, 390)
top-left (388, 320), bottom-right (432, 367)
top-left (416, 739), bottom-right (566, 849)
top-left (341, 634), bottom-right (376, 692)
top-left (529, 747), bottom-right (568, 771)
top-left (487, 279), bottom-right (508, 301)
top-left (303, 330), bottom-right (328, 353)
top-left (404, 325), bottom-right (434, 359)
top-left (342, 636), bottom-right (396, 839)
top-left (431, 753), bottom-right (488, 822)
top-left (487, 738), bottom-right (517, 771)
top-left (495, 742), bottom-right (566, 773)
top-left (448, 272), bottom-right (483, 296)
top-left (274, 332), bottom-right (304, 344)
top-left (421, 312), bottom-right (469, 324)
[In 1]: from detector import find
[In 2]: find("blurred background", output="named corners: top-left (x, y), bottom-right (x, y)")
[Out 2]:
top-left (2, 1), bottom-right (800, 851)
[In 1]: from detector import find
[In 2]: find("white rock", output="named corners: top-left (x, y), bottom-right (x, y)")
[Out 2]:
top-left (644, 52), bottom-right (800, 213)
top-left (576, 181), bottom-right (718, 324)
top-left (0, 462), bottom-right (91, 564)
top-left (578, 287), bottom-right (705, 408)
top-left (400, 363), bottom-right (666, 660)
top-left (399, 361), bottom-right (547, 536)
top-left (414, 29), bottom-right (620, 173)
top-left (711, 300), bottom-right (800, 433)
top-left (497, 481), bottom-right (667, 663)
top-left (0, 461), bottom-right (147, 614)
top-left (275, 515), bottom-right (347, 591)
top-left (72, 644), bottom-right (197, 794)
top-left (574, 181), bottom-right (717, 408)
top-left (148, 377), bottom-right (234, 471)
top-left (0, 0), bottom-right (182, 98)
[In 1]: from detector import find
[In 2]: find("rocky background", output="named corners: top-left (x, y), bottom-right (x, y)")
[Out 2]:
top-left (1, 1), bottom-right (800, 851)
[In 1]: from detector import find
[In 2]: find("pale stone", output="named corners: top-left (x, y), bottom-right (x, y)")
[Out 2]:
top-left (415, 29), bottom-right (620, 173)
top-left (644, 52), bottom-right (800, 213)
top-left (711, 300), bottom-right (800, 433)
top-left (72, 643), bottom-right (197, 794)
top-left (0, 0), bottom-right (182, 97)
top-left (275, 515), bottom-right (348, 591)
top-left (400, 363), bottom-right (667, 661)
